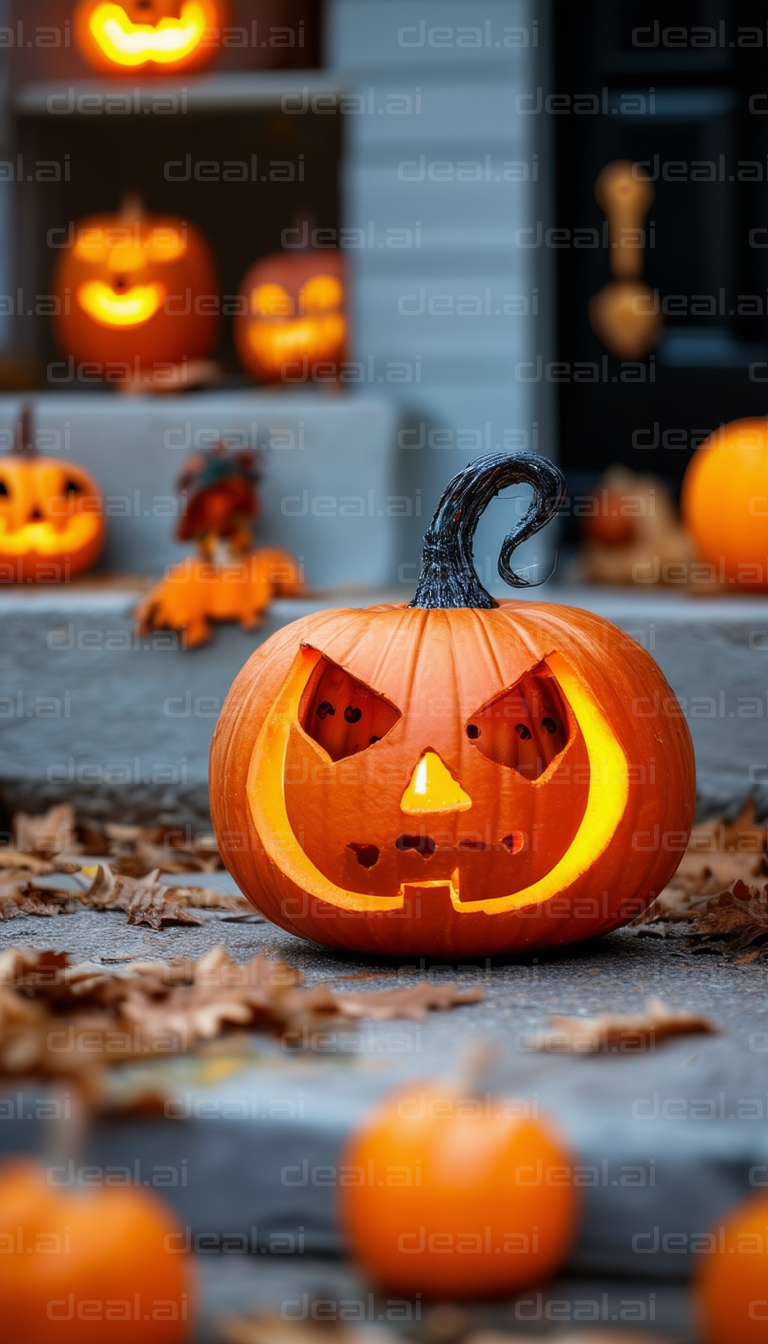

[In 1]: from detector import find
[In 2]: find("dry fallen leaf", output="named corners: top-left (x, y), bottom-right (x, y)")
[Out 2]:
top-left (637, 797), bottom-right (768, 924)
top-left (331, 981), bottom-right (484, 1021)
top-left (12, 802), bottom-right (79, 857)
top-left (531, 996), bottom-right (718, 1053)
top-left (80, 865), bottom-right (203, 928)
top-left (686, 879), bottom-right (768, 963)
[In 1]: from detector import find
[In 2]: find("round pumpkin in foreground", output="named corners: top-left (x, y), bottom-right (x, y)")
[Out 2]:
top-left (338, 1079), bottom-right (578, 1299)
top-left (0, 1157), bottom-right (190, 1343)
top-left (210, 452), bottom-right (695, 956)
top-left (682, 417), bottom-right (768, 589)
top-left (0, 407), bottom-right (105, 583)
top-left (695, 1191), bottom-right (768, 1343)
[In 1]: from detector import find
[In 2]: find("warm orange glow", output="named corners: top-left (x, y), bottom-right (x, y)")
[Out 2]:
top-left (76, 280), bottom-right (166, 328)
top-left (302, 274), bottom-right (344, 313)
top-left (246, 647), bottom-right (630, 915)
top-left (87, 1), bottom-right (208, 67)
top-left (74, 226), bottom-right (185, 265)
top-left (0, 515), bottom-right (100, 556)
top-left (246, 314), bottom-right (347, 369)
top-left (252, 284), bottom-right (293, 317)
top-left (400, 751), bottom-right (472, 815)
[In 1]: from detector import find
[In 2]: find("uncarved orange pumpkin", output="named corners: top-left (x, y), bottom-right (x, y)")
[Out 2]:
top-left (210, 453), bottom-right (695, 957)
top-left (0, 408), bottom-right (105, 583)
top-left (0, 1157), bottom-right (190, 1343)
top-left (74, 0), bottom-right (227, 75)
top-left (234, 251), bottom-right (346, 384)
top-left (52, 196), bottom-right (219, 378)
top-left (339, 1077), bottom-right (578, 1299)
top-left (695, 1190), bottom-right (768, 1343)
top-left (682, 417), bottom-right (768, 588)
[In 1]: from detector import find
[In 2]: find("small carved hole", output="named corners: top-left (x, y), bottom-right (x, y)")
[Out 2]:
top-left (30, 508), bottom-right (43, 521)
top-left (348, 843), bottom-right (380, 869)
top-left (515, 723), bottom-right (532, 740)
top-left (396, 834), bottom-right (435, 858)
top-left (0, 480), bottom-right (9, 497)
top-left (466, 724), bottom-right (480, 739)
top-left (502, 832), bottom-right (525, 855)
top-left (458, 839), bottom-right (485, 851)
top-left (344, 705), bottom-right (362, 723)
top-left (316, 701), bottom-right (334, 720)
top-left (64, 479), bottom-right (82, 494)
top-left (542, 716), bottom-right (557, 734)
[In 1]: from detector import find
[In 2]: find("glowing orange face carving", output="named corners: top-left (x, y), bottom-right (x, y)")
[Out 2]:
top-left (210, 454), bottom-right (696, 957)
top-left (74, 0), bottom-right (226, 75)
top-left (234, 251), bottom-right (346, 384)
top-left (52, 197), bottom-right (219, 374)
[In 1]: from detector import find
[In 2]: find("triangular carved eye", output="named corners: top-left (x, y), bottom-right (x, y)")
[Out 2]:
top-left (464, 663), bottom-right (570, 780)
top-left (299, 654), bottom-right (401, 762)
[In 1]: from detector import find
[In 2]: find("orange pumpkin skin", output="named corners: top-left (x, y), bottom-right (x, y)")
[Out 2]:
top-left (695, 1192), bottom-right (768, 1343)
top-left (234, 251), bottom-right (346, 384)
top-left (74, 0), bottom-right (227, 76)
top-left (338, 1084), bottom-right (578, 1299)
top-left (682, 418), bottom-right (768, 588)
top-left (0, 1158), bottom-right (190, 1343)
top-left (0, 450), bottom-right (104, 583)
top-left (210, 598), bottom-right (694, 957)
top-left (52, 201), bottom-right (219, 373)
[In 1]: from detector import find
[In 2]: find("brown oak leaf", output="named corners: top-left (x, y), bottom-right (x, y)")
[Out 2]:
top-left (12, 803), bottom-right (78, 857)
top-left (686, 879), bottom-right (768, 962)
top-left (80, 865), bottom-right (203, 928)
top-left (531, 996), bottom-right (718, 1053)
top-left (330, 981), bottom-right (484, 1021)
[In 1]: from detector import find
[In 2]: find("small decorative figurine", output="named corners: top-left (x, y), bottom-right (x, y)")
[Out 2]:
top-left (589, 160), bottom-right (661, 360)
top-left (234, 251), bottom-right (346, 384)
top-left (0, 407), bottom-right (105, 583)
top-left (52, 195), bottom-right (219, 392)
top-left (210, 452), bottom-right (695, 956)
top-left (137, 442), bottom-right (303, 647)
top-left (682, 417), bottom-right (768, 590)
top-left (74, 0), bottom-right (226, 75)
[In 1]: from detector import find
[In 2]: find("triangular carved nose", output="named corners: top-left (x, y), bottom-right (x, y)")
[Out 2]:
top-left (400, 751), bottom-right (472, 815)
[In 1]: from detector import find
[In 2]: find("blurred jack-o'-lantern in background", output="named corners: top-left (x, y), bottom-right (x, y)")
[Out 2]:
top-left (234, 251), bottom-right (346, 384)
top-left (52, 195), bottom-right (219, 390)
top-left (137, 442), bottom-right (303, 647)
top-left (74, 0), bottom-right (227, 75)
top-left (210, 453), bottom-right (695, 957)
top-left (0, 407), bottom-right (105, 584)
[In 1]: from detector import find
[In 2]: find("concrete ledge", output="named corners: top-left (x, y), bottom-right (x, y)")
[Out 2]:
top-left (2, 584), bottom-right (767, 823)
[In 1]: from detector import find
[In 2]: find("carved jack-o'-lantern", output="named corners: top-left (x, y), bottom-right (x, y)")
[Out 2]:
top-left (52, 196), bottom-right (219, 384)
top-left (74, 0), bottom-right (226, 75)
top-left (234, 251), bottom-right (346, 384)
top-left (211, 454), bottom-right (696, 957)
top-left (0, 408), bottom-right (105, 584)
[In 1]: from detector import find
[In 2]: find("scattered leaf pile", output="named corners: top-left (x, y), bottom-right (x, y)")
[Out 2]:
top-left (11, 800), bottom-right (223, 875)
top-left (0, 802), bottom-right (249, 924)
top-left (531, 996), bottom-right (717, 1054)
top-left (637, 798), bottom-right (768, 960)
top-left (0, 945), bottom-right (482, 1099)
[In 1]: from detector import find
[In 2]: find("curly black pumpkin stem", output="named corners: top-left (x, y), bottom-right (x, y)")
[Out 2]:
top-left (13, 405), bottom-right (34, 457)
top-left (409, 451), bottom-right (566, 610)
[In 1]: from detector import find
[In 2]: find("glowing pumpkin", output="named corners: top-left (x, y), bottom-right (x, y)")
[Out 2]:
top-left (74, 0), bottom-right (226, 75)
top-left (0, 408), bottom-right (104, 584)
top-left (52, 195), bottom-right (219, 384)
top-left (136, 443), bottom-right (302, 647)
top-left (339, 1075), bottom-right (578, 1298)
top-left (234, 251), bottom-right (346, 384)
top-left (682, 417), bottom-right (768, 589)
top-left (210, 452), bottom-right (696, 957)
top-left (0, 1157), bottom-right (190, 1343)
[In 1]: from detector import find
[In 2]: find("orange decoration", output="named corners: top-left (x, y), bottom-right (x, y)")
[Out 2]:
top-left (52, 195), bottom-right (219, 387)
top-left (338, 1074), bottom-right (578, 1299)
top-left (74, 0), bottom-right (226, 75)
top-left (695, 1191), bottom-right (768, 1343)
top-left (0, 408), bottom-right (104, 583)
top-left (0, 1157), bottom-right (190, 1342)
top-left (210, 453), bottom-right (695, 956)
top-left (682, 417), bottom-right (768, 589)
top-left (234, 251), bottom-right (346, 384)
top-left (137, 443), bottom-right (302, 646)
